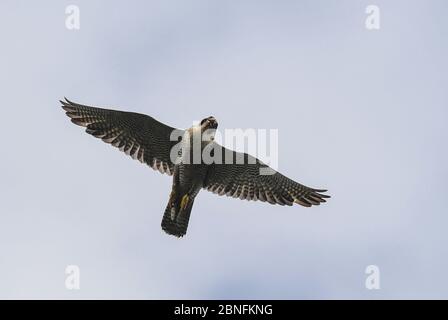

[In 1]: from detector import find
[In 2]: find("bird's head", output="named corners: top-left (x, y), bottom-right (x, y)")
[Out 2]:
top-left (199, 116), bottom-right (218, 142)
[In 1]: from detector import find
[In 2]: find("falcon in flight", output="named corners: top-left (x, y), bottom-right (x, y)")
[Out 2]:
top-left (61, 98), bottom-right (330, 237)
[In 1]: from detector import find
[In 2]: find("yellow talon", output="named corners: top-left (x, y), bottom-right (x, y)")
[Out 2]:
top-left (180, 195), bottom-right (189, 211)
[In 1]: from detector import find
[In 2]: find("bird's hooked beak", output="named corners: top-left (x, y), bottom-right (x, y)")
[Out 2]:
top-left (201, 116), bottom-right (218, 130)
top-left (200, 116), bottom-right (218, 141)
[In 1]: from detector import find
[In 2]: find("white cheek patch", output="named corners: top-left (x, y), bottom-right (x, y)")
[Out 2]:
top-left (202, 129), bottom-right (216, 142)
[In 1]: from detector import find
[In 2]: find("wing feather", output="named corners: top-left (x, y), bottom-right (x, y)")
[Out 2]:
top-left (61, 98), bottom-right (183, 175)
top-left (204, 143), bottom-right (330, 207)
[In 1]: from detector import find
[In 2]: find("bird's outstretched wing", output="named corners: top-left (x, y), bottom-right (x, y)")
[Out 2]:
top-left (61, 98), bottom-right (183, 175)
top-left (203, 143), bottom-right (330, 207)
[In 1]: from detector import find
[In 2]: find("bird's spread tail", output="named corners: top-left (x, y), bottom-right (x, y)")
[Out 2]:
top-left (161, 194), bottom-right (195, 237)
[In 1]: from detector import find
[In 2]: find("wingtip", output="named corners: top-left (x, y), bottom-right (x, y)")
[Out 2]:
top-left (312, 188), bottom-right (331, 198)
top-left (60, 97), bottom-right (74, 104)
top-left (60, 97), bottom-right (79, 113)
top-left (64, 97), bottom-right (74, 104)
top-left (60, 100), bottom-right (72, 113)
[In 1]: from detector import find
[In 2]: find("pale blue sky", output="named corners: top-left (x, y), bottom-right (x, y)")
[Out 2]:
top-left (0, 0), bottom-right (447, 299)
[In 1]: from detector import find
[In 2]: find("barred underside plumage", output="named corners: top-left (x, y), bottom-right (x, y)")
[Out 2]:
top-left (61, 98), bottom-right (183, 175)
top-left (204, 144), bottom-right (329, 207)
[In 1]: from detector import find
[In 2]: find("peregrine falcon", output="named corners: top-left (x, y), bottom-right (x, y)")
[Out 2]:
top-left (61, 98), bottom-right (330, 237)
